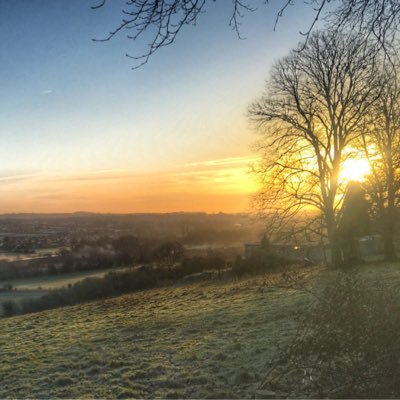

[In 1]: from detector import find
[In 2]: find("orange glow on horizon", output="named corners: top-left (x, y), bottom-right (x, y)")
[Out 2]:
top-left (0, 156), bottom-right (259, 214)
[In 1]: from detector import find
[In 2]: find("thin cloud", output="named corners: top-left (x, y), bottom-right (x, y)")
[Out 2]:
top-left (34, 193), bottom-right (87, 201)
top-left (0, 159), bottom-right (258, 212)
top-left (0, 173), bottom-right (38, 185)
top-left (184, 155), bottom-right (259, 168)
top-left (44, 169), bottom-right (138, 182)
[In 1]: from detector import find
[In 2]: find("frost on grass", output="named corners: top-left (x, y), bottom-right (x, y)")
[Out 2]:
top-left (4, 265), bottom-right (398, 398)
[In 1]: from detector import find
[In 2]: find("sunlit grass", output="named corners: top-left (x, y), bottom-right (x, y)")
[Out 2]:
top-left (0, 271), bottom-right (310, 398)
top-left (1, 264), bottom-right (400, 398)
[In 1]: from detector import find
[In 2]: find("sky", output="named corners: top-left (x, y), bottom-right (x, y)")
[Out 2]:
top-left (0, 0), bottom-right (317, 213)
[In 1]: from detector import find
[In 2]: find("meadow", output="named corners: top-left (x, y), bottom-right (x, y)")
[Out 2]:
top-left (0, 266), bottom-right (137, 316)
top-left (1, 263), bottom-right (399, 398)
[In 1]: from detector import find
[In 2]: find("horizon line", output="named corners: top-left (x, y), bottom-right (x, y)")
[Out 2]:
top-left (0, 211), bottom-right (253, 217)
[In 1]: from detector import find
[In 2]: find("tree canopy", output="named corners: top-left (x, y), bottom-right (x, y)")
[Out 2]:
top-left (249, 31), bottom-right (378, 265)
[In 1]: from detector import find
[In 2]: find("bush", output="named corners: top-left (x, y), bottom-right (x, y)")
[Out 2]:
top-left (2, 300), bottom-right (19, 317)
top-left (263, 273), bottom-right (400, 398)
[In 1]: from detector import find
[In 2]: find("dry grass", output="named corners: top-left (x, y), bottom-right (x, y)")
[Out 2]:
top-left (1, 263), bottom-right (398, 398)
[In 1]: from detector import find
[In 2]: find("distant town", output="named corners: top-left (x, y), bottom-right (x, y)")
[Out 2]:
top-left (0, 212), bottom-right (263, 254)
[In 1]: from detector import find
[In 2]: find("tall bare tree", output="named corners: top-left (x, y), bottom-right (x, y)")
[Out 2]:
top-left (360, 66), bottom-right (400, 260)
top-left (249, 31), bottom-right (378, 266)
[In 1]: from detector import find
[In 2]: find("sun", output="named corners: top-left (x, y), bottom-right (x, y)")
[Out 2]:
top-left (340, 157), bottom-right (371, 183)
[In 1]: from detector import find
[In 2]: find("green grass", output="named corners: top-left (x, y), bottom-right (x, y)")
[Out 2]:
top-left (1, 263), bottom-right (399, 398)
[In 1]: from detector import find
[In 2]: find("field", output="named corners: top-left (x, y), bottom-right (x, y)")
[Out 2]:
top-left (0, 248), bottom-right (61, 262)
top-left (0, 267), bottom-right (135, 315)
top-left (1, 263), bottom-right (399, 398)
top-left (1, 266), bottom-right (133, 291)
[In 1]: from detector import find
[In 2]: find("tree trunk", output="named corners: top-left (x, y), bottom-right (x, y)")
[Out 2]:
top-left (326, 208), bottom-right (343, 267)
top-left (330, 232), bottom-right (343, 267)
top-left (383, 207), bottom-right (397, 261)
top-left (384, 148), bottom-right (397, 261)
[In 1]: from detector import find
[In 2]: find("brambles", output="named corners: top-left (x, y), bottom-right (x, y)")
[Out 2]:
top-left (263, 273), bottom-right (400, 398)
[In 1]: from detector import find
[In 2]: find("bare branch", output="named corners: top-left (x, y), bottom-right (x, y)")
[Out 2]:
top-left (249, 31), bottom-right (378, 265)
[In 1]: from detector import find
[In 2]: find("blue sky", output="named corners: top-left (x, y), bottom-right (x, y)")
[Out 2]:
top-left (0, 0), bottom-right (318, 212)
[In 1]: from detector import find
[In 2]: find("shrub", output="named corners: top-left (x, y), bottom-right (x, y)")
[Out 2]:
top-left (263, 273), bottom-right (400, 398)
top-left (2, 300), bottom-right (19, 317)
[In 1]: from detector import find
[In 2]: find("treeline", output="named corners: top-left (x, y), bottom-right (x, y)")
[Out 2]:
top-left (0, 236), bottom-right (183, 281)
top-left (2, 249), bottom-right (292, 317)
top-left (2, 254), bottom-right (226, 316)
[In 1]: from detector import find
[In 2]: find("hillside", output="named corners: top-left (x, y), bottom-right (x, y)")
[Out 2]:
top-left (1, 264), bottom-right (399, 399)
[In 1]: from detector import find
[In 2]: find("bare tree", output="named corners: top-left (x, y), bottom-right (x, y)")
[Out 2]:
top-left (332, 0), bottom-right (400, 49)
top-left (360, 65), bottom-right (400, 261)
top-left (249, 31), bottom-right (378, 266)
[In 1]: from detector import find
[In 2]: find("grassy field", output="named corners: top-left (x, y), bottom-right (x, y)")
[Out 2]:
top-left (0, 266), bottom-right (140, 316)
top-left (1, 263), bottom-right (399, 398)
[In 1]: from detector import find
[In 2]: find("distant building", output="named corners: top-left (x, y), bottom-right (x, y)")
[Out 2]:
top-left (244, 235), bottom-right (384, 265)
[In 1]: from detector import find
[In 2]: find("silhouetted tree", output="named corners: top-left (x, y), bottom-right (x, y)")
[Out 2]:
top-left (154, 241), bottom-right (184, 261)
top-left (338, 181), bottom-right (370, 265)
top-left (249, 31), bottom-right (379, 266)
top-left (332, 0), bottom-right (400, 52)
top-left (360, 65), bottom-right (400, 261)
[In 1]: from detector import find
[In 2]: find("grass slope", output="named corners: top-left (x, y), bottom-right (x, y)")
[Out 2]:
top-left (2, 264), bottom-right (398, 399)
top-left (0, 270), bottom-right (314, 399)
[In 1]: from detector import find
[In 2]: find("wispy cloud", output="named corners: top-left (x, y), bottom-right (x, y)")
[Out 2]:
top-left (0, 156), bottom-right (259, 213)
top-left (184, 155), bottom-right (259, 168)
top-left (41, 89), bottom-right (53, 95)
top-left (48, 170), bottom-right (135, 182)
top-left (33, 192), bottom-right (87, 201)
top-left (0, 172), bottom-right (39, 185)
